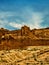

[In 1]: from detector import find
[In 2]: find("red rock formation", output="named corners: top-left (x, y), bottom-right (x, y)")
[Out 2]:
top-left (0, 26), bottom-right (49, 50)
top-left (21, 25), bottom-right (30, 36)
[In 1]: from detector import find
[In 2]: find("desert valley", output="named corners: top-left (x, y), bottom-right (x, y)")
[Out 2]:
top-left (0, 26), bottom-right (49, 65)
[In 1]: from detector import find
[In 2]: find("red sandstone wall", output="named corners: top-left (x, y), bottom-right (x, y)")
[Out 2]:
top-left (0, 25), bottom-right (49, 50)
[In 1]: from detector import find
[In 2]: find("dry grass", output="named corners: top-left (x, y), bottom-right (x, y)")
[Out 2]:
top-left (0, 46), bottom-right (49, 65)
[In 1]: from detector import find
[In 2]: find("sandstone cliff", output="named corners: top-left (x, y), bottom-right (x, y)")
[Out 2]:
top-left (0, 25), bottom-right (49, 50)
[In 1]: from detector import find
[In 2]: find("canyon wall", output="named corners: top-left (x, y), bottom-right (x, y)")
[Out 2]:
top-left (0, 26), bottom-right (49, 50)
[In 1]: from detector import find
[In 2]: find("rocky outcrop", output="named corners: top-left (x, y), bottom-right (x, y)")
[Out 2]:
top-left (0, 25), bottom-right (49, 50)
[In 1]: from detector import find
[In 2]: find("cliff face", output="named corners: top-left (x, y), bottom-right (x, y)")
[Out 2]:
top-left (0, 25), bottom-right (49, 50)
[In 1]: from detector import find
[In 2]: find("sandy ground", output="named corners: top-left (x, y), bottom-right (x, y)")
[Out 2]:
top-left (0, 46), bottom-right (49, 65)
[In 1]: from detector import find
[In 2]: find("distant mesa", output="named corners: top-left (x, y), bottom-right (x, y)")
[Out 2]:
top-left (0, 25), bottom-right (49, 50)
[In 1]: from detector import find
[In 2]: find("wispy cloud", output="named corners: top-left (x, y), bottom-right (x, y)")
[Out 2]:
top-left (0, 0), bottom-right (49, 30)
top-left (28, 12), bottom-right (44, 29)
top-left (8, 8), bottom-right (44, 29)
top-left (9, 22), bottom-right (24, 29)
top-left (0, 7), bottom-right (48, 30)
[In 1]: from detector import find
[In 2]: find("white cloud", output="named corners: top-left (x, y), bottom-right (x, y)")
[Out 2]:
top-left (0, 11), bottom-right (18, 20)
top-left (28, 12), bottom-right (44, 29)
top-left (0, 19), bottom-right (9, 28)
top-left (0, 20), bottom-right (5, 27)
top-left (9, 11), bottom-right (44, 29)
top-left (9, 22), bottom-right (24, 29)
top-left (0, 8), bottom-right (45, 30)
top-left (16, 7), bottom-right (44, 29)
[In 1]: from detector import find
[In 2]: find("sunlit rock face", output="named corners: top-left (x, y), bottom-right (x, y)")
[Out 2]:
top-left (0, 25), bottom-right (49, 50)
top-left (21, 25), bottom-right (30, 36)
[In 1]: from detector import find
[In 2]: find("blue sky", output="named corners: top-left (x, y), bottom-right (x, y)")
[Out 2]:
top-left (0, 0), bottom-right (49, 30)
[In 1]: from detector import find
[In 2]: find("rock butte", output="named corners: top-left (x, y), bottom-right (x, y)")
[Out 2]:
top-left (0, 25), bottom-right (49, 50)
